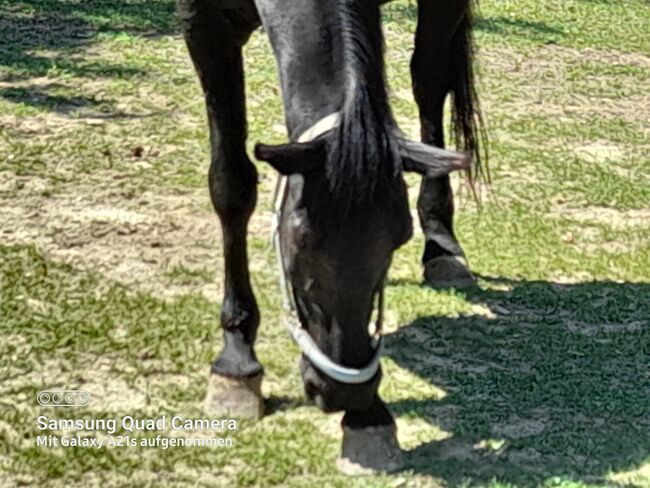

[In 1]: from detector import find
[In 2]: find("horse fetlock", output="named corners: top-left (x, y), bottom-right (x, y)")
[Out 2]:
top-left (221, 294), bottom-right (259, 330)
top-left (212, 328), bottom-right (263, 378)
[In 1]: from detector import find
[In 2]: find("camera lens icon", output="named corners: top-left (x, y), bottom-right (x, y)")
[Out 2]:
top-left (37, 390), bottom-right (91, 407)
top-left (37, 392), bottom-right (50, 405)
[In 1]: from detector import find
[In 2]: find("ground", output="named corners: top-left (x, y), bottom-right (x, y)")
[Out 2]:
top-left (0, 0), bottom-right (649, 487)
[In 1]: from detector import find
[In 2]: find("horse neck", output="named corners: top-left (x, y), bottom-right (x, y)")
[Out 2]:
top-left (255, 1), bottom-right (347, 139)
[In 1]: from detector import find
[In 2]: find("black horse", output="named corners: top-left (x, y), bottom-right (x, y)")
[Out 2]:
top-left (178, 0), bottom-right (484, 472)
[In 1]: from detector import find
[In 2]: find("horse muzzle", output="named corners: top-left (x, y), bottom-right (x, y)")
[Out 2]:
top-left (300, 356), bottom-right (381, 413)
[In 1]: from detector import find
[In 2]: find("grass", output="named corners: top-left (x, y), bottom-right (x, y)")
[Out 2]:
top-left (1, 0), bottom-right (649, 486)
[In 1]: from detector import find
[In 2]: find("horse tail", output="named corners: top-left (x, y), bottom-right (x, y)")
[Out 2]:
top-left (449, 2), bottom-right (488, 181)
top-left (327, 0), bottom-right (401, 205)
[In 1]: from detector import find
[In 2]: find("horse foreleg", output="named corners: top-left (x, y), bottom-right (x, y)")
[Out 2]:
top-left (411, 0), bottom-right (475, 288)
top-left (179, 0), bottom-right (264, 418)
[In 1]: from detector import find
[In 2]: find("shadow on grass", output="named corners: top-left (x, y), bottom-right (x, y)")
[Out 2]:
top-left (385, 277), bottom-right (649, 486)
top-left (0, 84), bottom-right (110, 113)
top-left (383, 2), bottom-right (564, 45)
top-left (476, 17), bottom-right (564, 44)
top-left (0, 0), bottom-right (176, 79)
top-left (265, 395), bottom-right (311, 416)
top-left (0, 84), bottom-right (169, 118)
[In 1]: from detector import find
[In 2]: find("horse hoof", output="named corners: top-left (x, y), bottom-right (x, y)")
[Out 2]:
top-left (423, 255), bottom-right (476, 289)
top-left (337, 424), bottom-right (403, 475)
top-left (204, 372), bottom-right (264, 420)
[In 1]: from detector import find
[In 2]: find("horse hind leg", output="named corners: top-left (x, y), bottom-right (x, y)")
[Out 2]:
top-left (179, 0), bottom-right (264, 419)
top-left (411, 0), bottom-right (476, 288)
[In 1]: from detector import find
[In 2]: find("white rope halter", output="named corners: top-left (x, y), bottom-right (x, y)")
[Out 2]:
top-left (271, 112), bottom-right (385, 385)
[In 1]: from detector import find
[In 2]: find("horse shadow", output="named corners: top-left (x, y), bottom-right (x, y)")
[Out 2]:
top-left (382, 2), bottom-right (564, 45)
top-left (0, 0), bottom-right (177, 110)
top-left (384, 277), bottom-right (650, 486)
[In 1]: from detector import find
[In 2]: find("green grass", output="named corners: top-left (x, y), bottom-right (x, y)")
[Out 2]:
top-left (1, 0), bottom-right (649, 486)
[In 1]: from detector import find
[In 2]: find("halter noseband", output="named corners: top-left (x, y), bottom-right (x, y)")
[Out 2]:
top-left (271, 112), bottom-right (385, 385)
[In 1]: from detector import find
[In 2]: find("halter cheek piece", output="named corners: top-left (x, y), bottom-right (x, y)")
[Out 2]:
top-left (271, 112), bottom-right (385, 385)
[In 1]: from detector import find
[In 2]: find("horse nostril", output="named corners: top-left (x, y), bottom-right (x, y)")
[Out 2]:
top-left (304, 378), bottom-right (317, 399)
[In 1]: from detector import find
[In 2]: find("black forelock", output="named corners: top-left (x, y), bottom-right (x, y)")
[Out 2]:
top-left (322, 0), bottom-right (402, 217)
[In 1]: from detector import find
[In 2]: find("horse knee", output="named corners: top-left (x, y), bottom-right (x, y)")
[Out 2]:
top-left (208, 157), bottom-right (258, 222)
top-left (411, 46), bottom-right (451, 104)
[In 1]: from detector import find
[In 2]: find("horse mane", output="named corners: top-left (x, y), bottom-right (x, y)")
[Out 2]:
top-left (322, 0), bottom-right (486, 215)
top-left (324, 0), bottom-right (401, 213)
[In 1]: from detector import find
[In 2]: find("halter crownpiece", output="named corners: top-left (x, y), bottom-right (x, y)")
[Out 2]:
top-left (271, 112), bottom-right (385, 385)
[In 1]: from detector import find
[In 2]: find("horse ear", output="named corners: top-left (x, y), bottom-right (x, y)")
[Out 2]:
top-left (254, 139), bottom-right (326, 175)
top-left (399, 139), bottom-right (471, 177)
